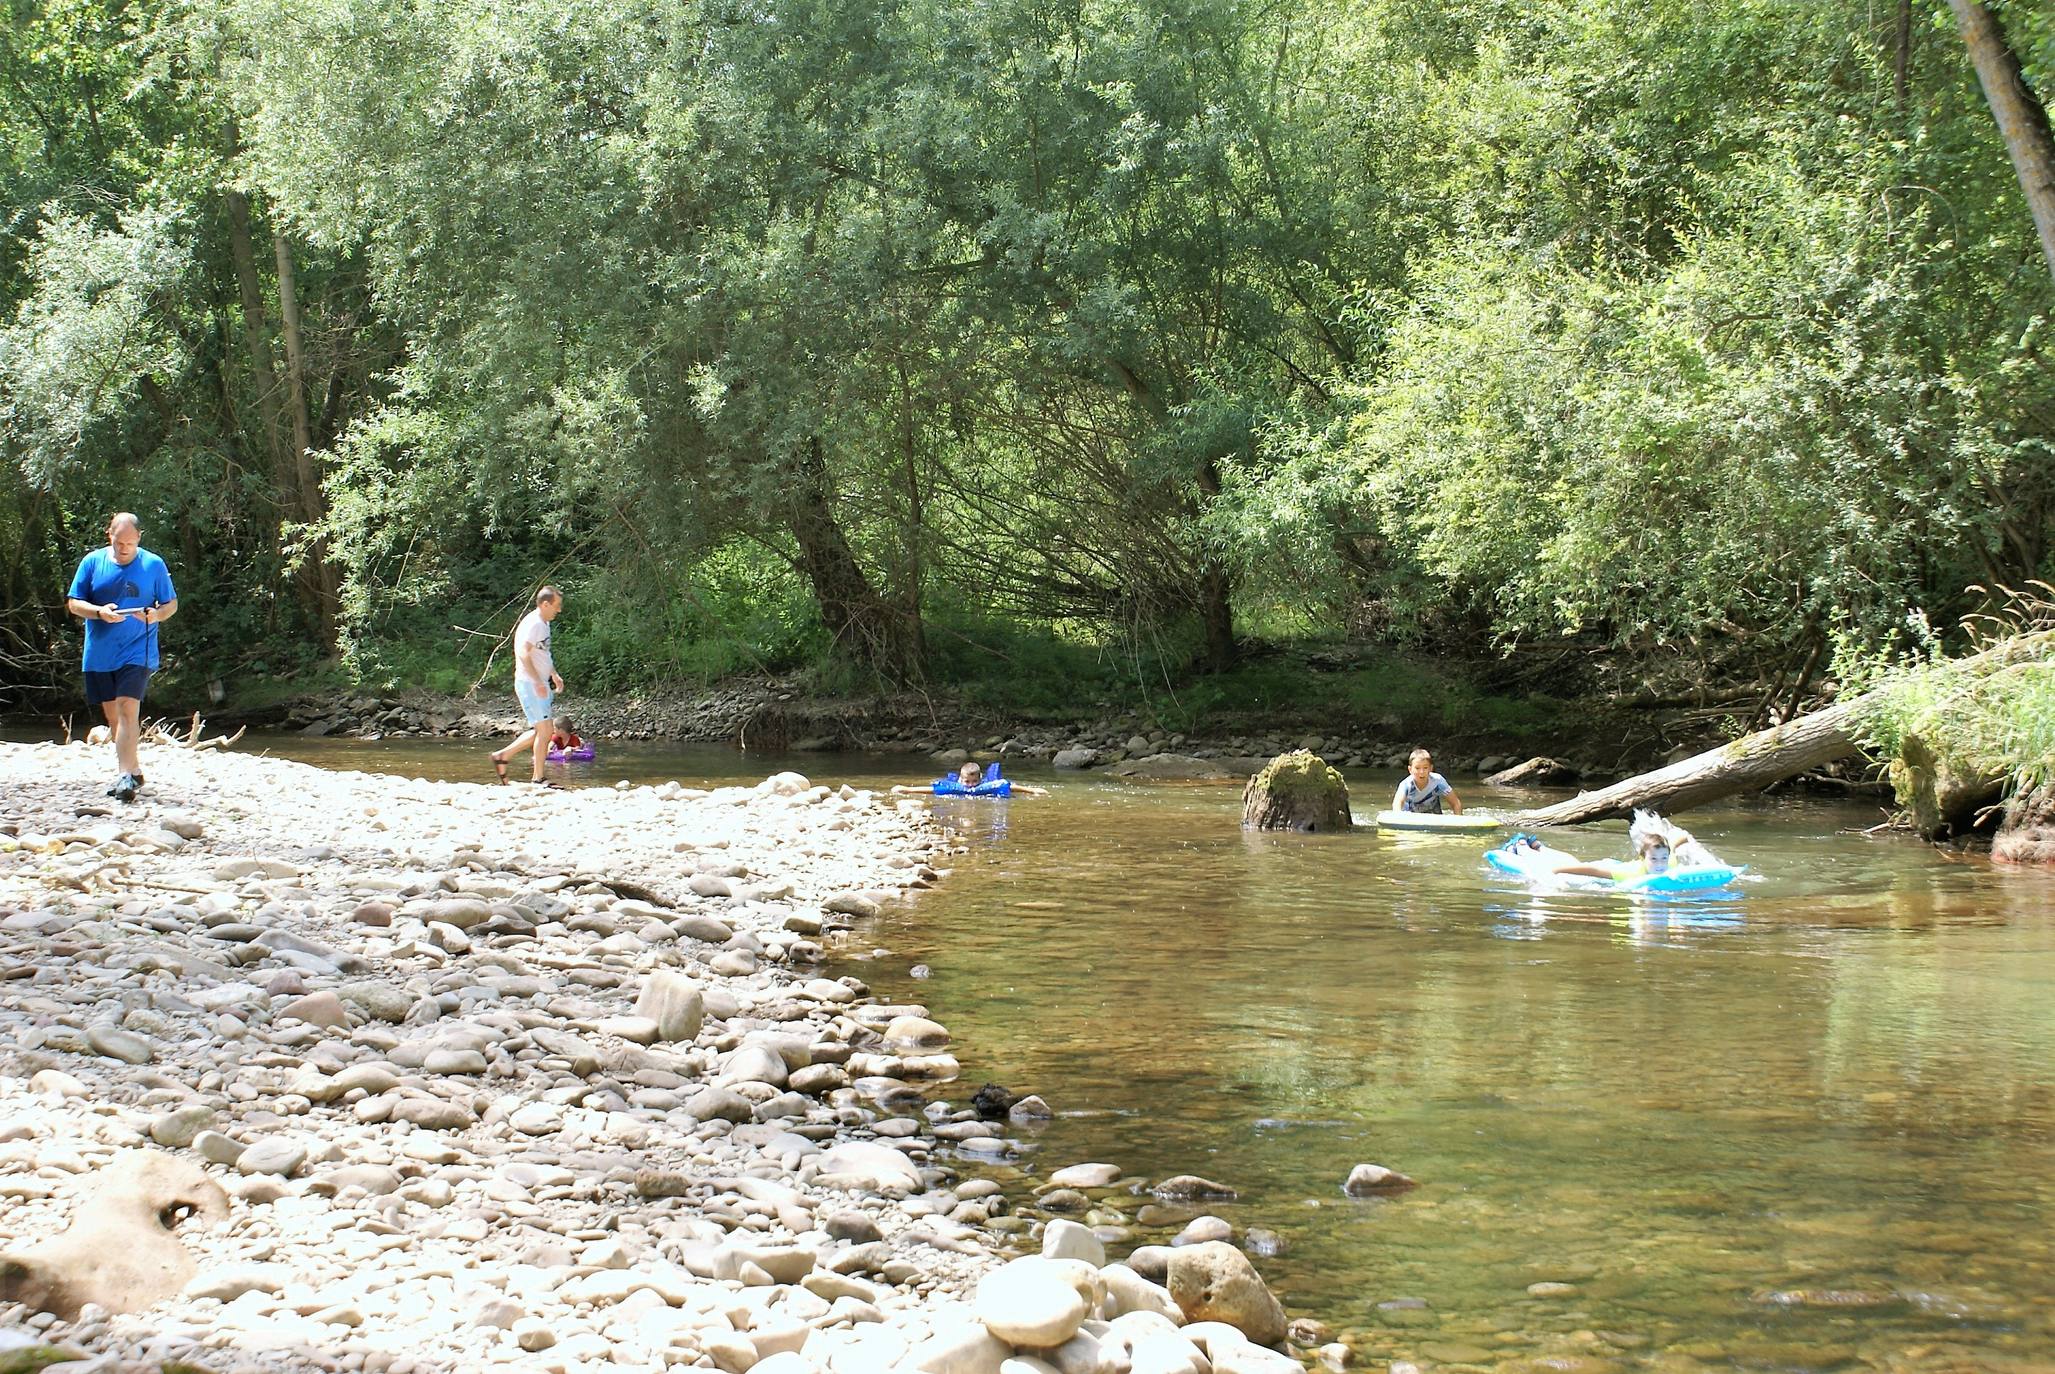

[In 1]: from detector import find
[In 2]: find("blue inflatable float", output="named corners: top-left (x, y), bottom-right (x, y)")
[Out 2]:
top-left (1485, 835), bottom-right (1743, 893)
top-left (932, 763), bottom-right (1012, 798)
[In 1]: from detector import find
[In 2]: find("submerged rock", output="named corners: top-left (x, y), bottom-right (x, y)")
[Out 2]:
top-left (1341, 1163), bottom-right (1417, 1196)
top-left (1165, 1241), bottom-right (1286, 1345)
top-left (1241, 751), bottom-right (1352, 832)
top-left (1109, 753), bottom-right (1234, 781)
top-left (970, 1083), bottom-right (1019, 1119)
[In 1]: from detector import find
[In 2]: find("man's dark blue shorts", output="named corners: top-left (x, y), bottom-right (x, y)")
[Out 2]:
top-left (83, 665), bottom-right (151, 706)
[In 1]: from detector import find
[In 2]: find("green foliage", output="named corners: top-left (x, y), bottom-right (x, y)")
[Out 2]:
top-left (1862, 652), bottom-right (2055, 793)
top-left (0, 209), bottom-right (192, 484)
top-left (1857, 619), bottom-right (2055, 794)
top-left (5, 0), bottom-right (2055, 714)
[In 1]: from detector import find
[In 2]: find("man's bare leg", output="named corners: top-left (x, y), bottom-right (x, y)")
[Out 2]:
top-left (530, 717), bottom-right (553, 782)
top-left (492, 728), bottom-right (537, 782)
top-left (107, 698), bottom-right (144, 779)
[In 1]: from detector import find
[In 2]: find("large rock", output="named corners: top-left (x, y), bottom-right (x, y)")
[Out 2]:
top-left (816, 1141), bottom-right (922, 1196)
top-left (1164, 1242), bottom-right (1286, 1346)
top-left (976, 1257), bottom-right (1092, 1348)
top-left (634, 971), bottom-right (706, 1043)
top-left (908, 1323), bottom-right (1011, 1374)
top-left (1041, 1219), bottom-right (1105, 1267)
top-left (1052, 747), bottom-right (1100, 770)
top-left (0, 1151), bottom-right (228, 1318)
top-left (1240, 751), bottom-right (1352, 832)
top-left (1102, 1263), bottom-right (1183, 1323)
top-left (336, 981), bottom-right (412, 1022)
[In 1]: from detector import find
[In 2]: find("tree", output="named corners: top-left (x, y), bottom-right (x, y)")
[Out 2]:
top-left (1950, 0), bottom-right (2055, 283)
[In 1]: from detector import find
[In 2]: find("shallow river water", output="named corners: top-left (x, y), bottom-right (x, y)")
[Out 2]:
top-left (228, 736), bottom-right (2055, 1370)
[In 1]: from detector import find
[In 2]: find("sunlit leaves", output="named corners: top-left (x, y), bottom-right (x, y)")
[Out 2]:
top-left (0, 208), bottom-right (192, 485)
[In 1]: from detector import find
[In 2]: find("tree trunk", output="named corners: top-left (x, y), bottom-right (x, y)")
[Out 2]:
top-left (222, 148), bottom-right (288, 554)
top-left (272, 232), bottom-right (339, 651)
top-left (1894, 0), bottom-right (1912, 112)
top-left (1195, 563), bottom-right (1236, 671)
top-left (1949, 0), bottom-right (2055, 284)
top-left (1192, 456), bottom-right (1236, 671)
top-left (788, 436), bottom-right (917, 682)
top-left (221, 125), bottom-right (289, 636)
top-left (1513, 701), bottom-right (1864, 827)
top-left (895, 360), bottom-right (927, 665)
top-left (1518, 633), bottom-right (2054, 826)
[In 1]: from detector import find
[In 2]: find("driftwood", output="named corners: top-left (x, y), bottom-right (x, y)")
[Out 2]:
top-left (142, 712), bottom-right (245, 751)
top-left (1515, 631), bottom-right (2054, 827)
top-left (1514, 700), bottom-right (1864, 826)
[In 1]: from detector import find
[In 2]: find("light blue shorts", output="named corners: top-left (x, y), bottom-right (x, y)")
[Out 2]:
top-left (516, 679), bottom-right (555, 725)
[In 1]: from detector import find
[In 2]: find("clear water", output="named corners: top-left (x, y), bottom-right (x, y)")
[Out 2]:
top-left (176, 735), bottom-right (2055, 1369)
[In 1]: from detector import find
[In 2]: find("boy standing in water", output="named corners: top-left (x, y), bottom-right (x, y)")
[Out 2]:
top-left (1391, 748), bottom-right (1462, 814)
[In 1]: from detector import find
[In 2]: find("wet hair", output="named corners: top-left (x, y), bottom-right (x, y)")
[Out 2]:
top-left (957, 761), bottom-right (982, 782)
top-left (1408, 748), bottom-right (1433, 766)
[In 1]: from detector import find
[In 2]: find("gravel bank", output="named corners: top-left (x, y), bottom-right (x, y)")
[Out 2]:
top-left (0, 742), bottom-right (1314, 1374)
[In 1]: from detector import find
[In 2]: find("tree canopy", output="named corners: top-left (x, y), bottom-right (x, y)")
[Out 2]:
top-left (2, 0), bottom-right (2051, 711)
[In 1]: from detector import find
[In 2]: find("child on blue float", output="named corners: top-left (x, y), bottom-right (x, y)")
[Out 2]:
top-left (1391, 748), bottom-right (1463, 814)
top-left (891, 761), bottom-right (1049, 798)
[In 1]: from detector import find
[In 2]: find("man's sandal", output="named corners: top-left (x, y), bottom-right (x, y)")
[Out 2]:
top-left (491, 754), bottom-right (508, 783)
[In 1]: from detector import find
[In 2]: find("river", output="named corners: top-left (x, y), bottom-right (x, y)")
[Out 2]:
top-left (199, 735), bottom-right (2055, 1369)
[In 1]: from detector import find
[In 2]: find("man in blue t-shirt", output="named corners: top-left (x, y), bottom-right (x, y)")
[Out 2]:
top-left (65, 512), bottom-right (178, 802)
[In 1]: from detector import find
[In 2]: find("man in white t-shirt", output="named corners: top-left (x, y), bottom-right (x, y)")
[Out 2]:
top-left (490, 586), bottom-right (566, 784)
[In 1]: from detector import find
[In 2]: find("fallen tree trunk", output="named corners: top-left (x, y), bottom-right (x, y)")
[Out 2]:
top-left (1514, 631), bottom-right (2052, 827)
top-left (1514, 699), bottom-right (1864, 827)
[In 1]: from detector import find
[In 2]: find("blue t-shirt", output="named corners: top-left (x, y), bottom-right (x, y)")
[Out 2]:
top-left (69, 548), bottom-right (174, 671)
top-left (1397, 771), bottom-right (1453, 813)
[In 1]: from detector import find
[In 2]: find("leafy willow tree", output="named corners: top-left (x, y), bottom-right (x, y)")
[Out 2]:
top-left (222, 0), bottom-right (1394, 678)
top-left (1215, 0), bottom-right (2055, 702)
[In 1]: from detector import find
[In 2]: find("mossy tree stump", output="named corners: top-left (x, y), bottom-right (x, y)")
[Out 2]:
top-left (1888, 732), bottom-right (2006, 840)
top-left (1241, 750), bottom-right (1353, 831)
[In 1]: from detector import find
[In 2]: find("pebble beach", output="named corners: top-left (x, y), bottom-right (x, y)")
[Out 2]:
top-left (0, 740), bottom-right (1309, 1374)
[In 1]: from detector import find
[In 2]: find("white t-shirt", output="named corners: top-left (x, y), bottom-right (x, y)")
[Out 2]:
top-left (515, 609), bottom-right (554, 687)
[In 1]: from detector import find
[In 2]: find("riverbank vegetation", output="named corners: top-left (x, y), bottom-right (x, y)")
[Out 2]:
top-left (3, 0), bottom-right (2052, 738)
